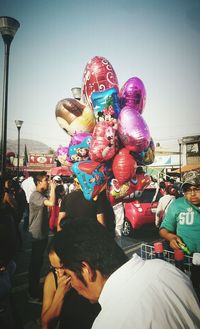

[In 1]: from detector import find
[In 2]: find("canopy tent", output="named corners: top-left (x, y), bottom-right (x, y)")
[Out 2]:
top-left (50, 166), bottom-right (72, 177)
top-left (173, 164), bottom-right (200, 174)
top-left (155, 146), bottom-right (180, 155)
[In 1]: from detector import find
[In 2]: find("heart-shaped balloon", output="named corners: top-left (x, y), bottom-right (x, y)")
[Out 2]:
top-left (72, 160), bottom-right (112, 200)
top-left (119, 77), bottom-right (146, 114)
top-left (82, 56), bottom-right (119, 108)
top-left (118, 106), bottom-right (151, 153)
top-left (55, 98), bottom-right (95, 136)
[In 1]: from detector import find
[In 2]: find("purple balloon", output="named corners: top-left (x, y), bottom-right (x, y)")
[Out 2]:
top-left (118, 106), bottom-right (150, 153)
top-left (69, 132), bottom-right (91, 148)
top-left (119, 77), bottom-right (146, 114)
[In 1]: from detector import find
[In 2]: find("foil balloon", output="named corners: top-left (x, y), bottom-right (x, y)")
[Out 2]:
top-left (107, 179), bottom-right (137, 206)
top-left (107, 171), bottom-right (151, 206)
top-left (120, 77), bottom-right (146, 114)
top-left (82, 56), bottom-right (119, 108)
top-left (91, 87), bottom-right (120, 125)
top-left (131, 138), bottom-right (155, 165)
top-left (56, 145), bottom-right (70, 165)
top-left (68, 135), bottom-right (92, 162)
top-left (89, 122), bottom-right (118, 162)
top-left (55, 98), bottom-right (95, 136)
top-left (118, 106), bottom-right (151, 153)
top-left (72, 160), bottom-right (112, 201)
top-left (112, 148), bottom-right (137, 185)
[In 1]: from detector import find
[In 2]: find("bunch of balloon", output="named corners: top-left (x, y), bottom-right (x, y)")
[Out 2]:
top-left (54, 55), bottom-right (155, 203)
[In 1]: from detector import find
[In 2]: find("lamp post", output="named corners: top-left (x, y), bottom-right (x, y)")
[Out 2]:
top-left (71, 87), bottom-right (81, 100)
top-left (178, 139), bottom-right (182, 181)
top-left (15, 120), bottom-right (23, 180)
top-left (0, 16), bottom-right (20, 189)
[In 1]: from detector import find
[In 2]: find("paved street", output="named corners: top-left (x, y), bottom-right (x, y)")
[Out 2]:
top-left (11, 222), bottom-right (160, 328)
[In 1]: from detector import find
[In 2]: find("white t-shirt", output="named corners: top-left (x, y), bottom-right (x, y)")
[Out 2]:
top-left (92, 254), bottom-right (200, 329)
top-left (155, 194), bottom-right (175, 226)
top-left (21, 177), bottom-right (36, 203)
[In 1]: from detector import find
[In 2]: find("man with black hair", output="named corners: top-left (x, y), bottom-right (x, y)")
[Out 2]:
top-left (160, 170), bottom-right (200, 301)
top-left (28, 171), bottom-right (56, 304)
top-left (54, 218), bottom-right (200, 328)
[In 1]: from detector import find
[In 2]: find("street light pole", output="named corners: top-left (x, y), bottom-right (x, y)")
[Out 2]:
top-left (178, 139), bottom-right (182, 181)
top-left (71, 87), bottom-right (81, 100)
top-left (15, 120), bottom-right (23, 180)
top-left (0, 16), bottom-right (20, 190)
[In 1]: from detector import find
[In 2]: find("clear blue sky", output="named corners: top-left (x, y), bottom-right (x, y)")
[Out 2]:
top-left (0, 0), bottom-right (200, 151)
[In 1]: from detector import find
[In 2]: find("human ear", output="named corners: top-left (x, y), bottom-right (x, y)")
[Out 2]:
top-left (81, 261), bottom-right (96, 282)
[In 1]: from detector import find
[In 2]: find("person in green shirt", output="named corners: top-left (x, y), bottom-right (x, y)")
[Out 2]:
top-left (160, 170), bottom-right (200, 301)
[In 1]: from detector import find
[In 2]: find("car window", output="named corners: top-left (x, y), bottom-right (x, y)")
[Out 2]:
top-left (138, 189), bottom-right (162, 203)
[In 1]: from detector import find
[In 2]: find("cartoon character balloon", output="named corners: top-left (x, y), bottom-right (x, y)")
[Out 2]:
top-left (120, 77), bottom-right (146, 114)
top-left (68, 134), bottom-right (92, 162)
top-left (55, 98), bottom-right (95, 136)
top-left (91, 87), bottom-right (120, 125)
top-left (131, 138), bottom-right (155, 165)
top-left (89, 122), bottom-right (118, 162)
top-left (56, 145), bottom-right (71, 166)
top-left (118, 106), bottom-right (151, 153)
top-left (82, 56), bottom-right (119, 108)
top-left (72, 160), bottom-right (112, 200)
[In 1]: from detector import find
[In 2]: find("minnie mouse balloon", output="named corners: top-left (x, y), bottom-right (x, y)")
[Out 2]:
top-left (89, 121), bottom-right (118, 162)
top-left (112, 148), bottom-right (137, 185)
top-left (120, 77), bottom-right (146, 114)
top-left (55, 98), bottom-right (95, 136)
top-left (118, 106), bottom-right (150, 153)
top-left (82, 56), bottom-right (119, 108)
top-left (91, 87), bottom-right (120, 124)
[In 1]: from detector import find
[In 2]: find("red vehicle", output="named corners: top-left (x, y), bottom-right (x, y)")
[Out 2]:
top-left (122, 187), bottom-right (163, 237)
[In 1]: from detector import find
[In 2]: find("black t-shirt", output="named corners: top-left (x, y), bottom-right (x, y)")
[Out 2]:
top-left (60, 190), bottom-right (104, 220)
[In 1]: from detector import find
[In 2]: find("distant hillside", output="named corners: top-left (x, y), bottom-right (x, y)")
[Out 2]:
top-left (7, 139), bottom-right (53, 156)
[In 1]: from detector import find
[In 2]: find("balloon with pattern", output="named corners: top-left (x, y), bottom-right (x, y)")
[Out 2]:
top-left (82, 56), bottom-right (119, 108)
top-left (91, 87), bottom-right (120, 125)
top-left (72, 160), bottom-right (112, 201)
top-left (89, 122), bottom-right (118, 162)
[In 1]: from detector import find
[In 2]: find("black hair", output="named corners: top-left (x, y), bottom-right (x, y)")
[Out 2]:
top-left (54, 218), bottom-right (128, 285)
top-left (33, 171), bottom-right (47, 185)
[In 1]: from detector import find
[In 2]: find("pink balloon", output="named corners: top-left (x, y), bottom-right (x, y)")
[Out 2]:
top-left (69, 132), bottom-right (91, 147)
top-left (82, 56), bottom-right (119, 108)
top-left (89, 122), bottom-right (118, 162)
top-left (120, 77), bottom-right (146, 114)
top-left (118, 107), bottom-right (150, 153)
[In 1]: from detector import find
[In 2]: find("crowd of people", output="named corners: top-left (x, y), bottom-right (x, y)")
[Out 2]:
top-left (0, 169), bottom-right (200, 328)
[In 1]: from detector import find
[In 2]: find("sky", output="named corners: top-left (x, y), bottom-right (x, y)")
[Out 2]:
top-left (0, 0), bottom-right (200, 152)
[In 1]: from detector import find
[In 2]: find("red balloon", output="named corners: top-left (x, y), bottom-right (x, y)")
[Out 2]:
top-left (82, 56), bottom-right (119, 108)
top-left (112, 148), bottom-right (137, 185)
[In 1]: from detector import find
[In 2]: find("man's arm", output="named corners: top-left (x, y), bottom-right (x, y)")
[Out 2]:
top-left (57, 212), bottom-right (67, 231)
top-left (44, 181), bottom-right (56, 207)
top-left (159, 228), bottom-right (183, 250)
